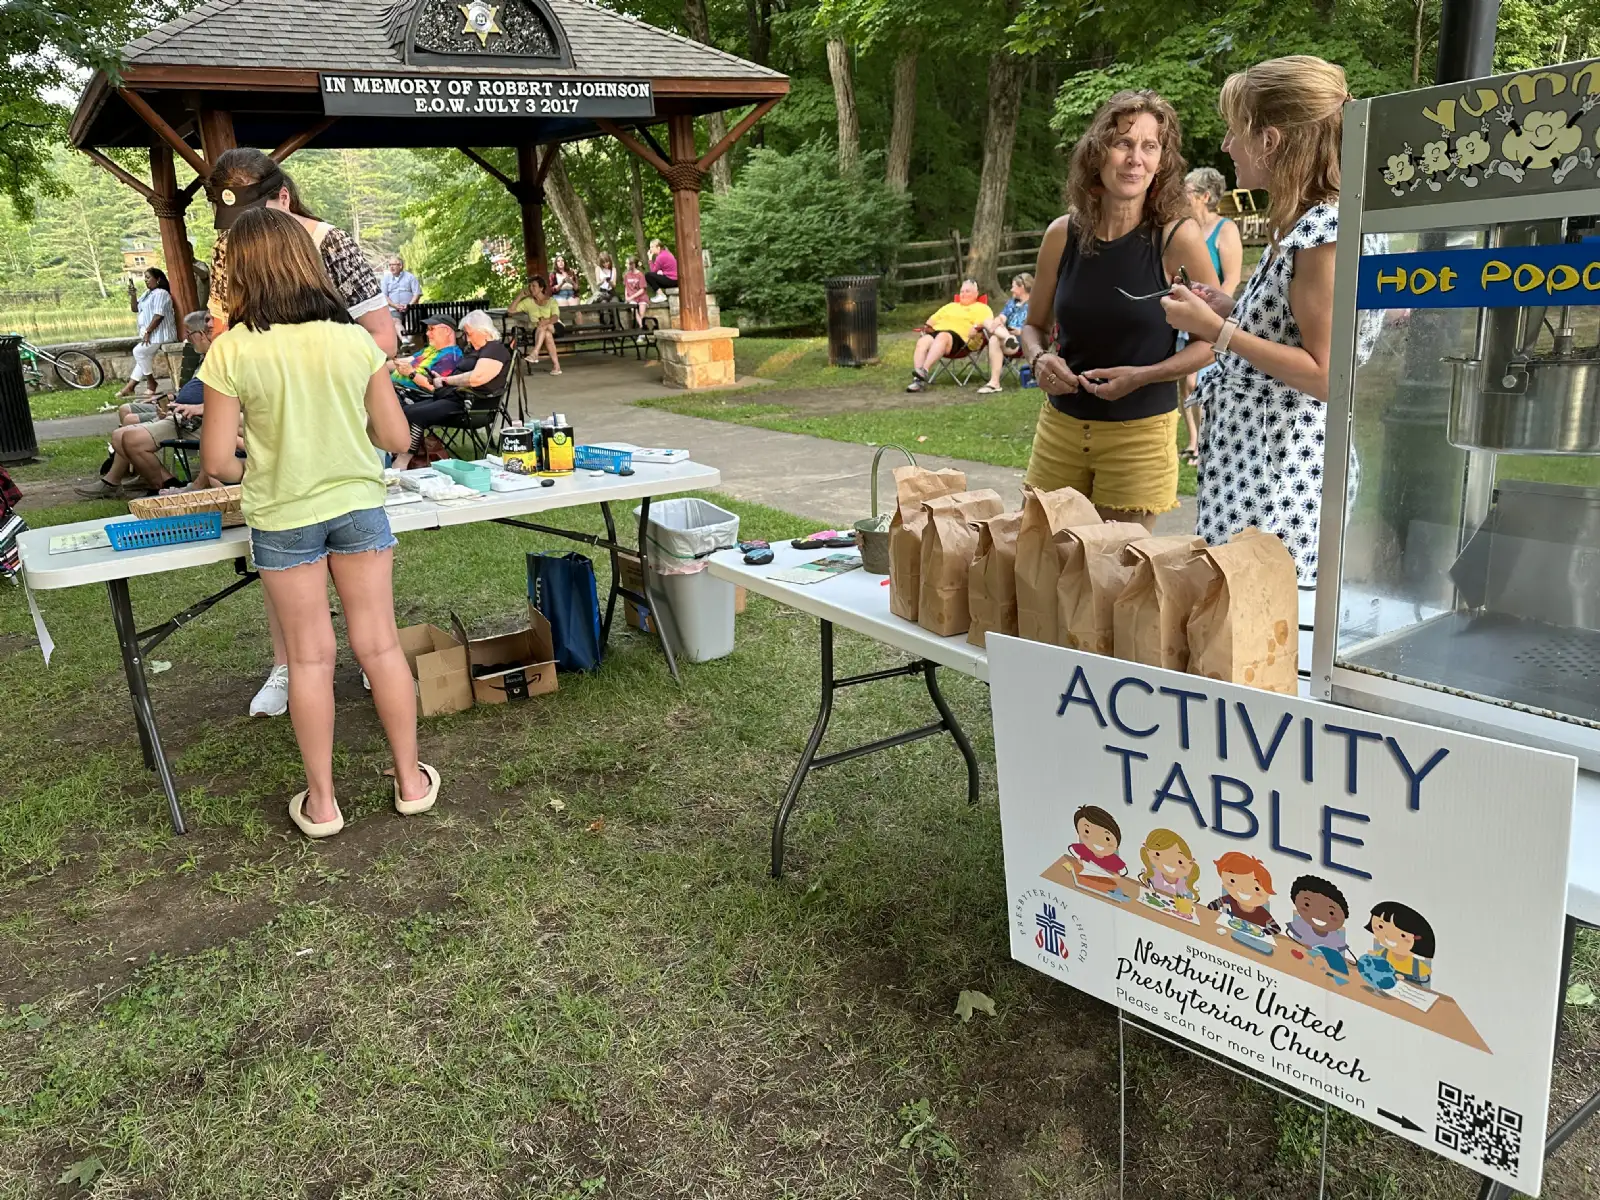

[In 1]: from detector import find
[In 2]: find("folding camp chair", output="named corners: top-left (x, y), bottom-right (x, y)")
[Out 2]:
top-left (916, 325), bottom-right (986, 388)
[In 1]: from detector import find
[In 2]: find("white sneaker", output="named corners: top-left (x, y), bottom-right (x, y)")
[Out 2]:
top-left (250, 664), bottom-right (289, 717)
top-left (652, 291), bottom-right (667, 302)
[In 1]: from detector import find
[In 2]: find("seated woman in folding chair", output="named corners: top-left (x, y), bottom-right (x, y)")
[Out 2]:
top-left (976, 272), bottom-right (1033, 394)
top-left (391, 310), bottom-right (510, 469)
top-left (906, 279), bottom-right (994, 392)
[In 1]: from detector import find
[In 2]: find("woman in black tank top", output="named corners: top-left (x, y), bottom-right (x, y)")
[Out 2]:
top-left (1018, 91), bottom-right (1220, 527)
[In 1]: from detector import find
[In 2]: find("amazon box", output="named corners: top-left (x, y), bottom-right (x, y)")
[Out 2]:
top-left (450, 604), bottom-right (559, 704)
top-left (397, 623), bottom-right (473, 716)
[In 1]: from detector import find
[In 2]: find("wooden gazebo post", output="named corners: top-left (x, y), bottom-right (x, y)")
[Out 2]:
top-left (598, 98), bottom-right (777, 387)
top-left (515, 144), bottom-right (549, 283)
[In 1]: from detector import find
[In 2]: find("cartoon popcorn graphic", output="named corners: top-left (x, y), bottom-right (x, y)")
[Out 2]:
top-left (1381, 146), bottom-right (1418, 196)
top-left (1497, 106), bottom-right (1585, 182)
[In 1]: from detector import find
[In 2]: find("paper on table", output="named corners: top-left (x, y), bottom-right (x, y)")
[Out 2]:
top-left (49, 529), bottom-right (111, 554)
top-left (1388, 979), bottom-right (1441, 1012)
top-left (768, 553), bottom-right (862, 585)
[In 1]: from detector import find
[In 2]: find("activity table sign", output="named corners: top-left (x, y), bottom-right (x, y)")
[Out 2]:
top-left (989, 635), bottom-right (1576, 1195)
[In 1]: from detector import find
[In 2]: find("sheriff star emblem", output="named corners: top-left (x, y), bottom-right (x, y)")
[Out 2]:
top-left (458, 0), bottom-right (503, 45)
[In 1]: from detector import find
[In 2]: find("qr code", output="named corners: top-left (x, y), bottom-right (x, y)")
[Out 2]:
top-left (1436, 1081), bottom-right (1523, 1174)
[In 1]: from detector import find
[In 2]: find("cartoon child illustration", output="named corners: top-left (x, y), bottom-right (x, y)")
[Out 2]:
top-left (1365, 901), bottom-right (1436, 988)
top-left (1067, 805), bottom-right (1127, 877)
top-left (1286, 876), bottom-right (1351, 956)
top-left (1138, 828), bottom-right (1201, 904)
top-left (1206, 852), bottom-right (1281, 935)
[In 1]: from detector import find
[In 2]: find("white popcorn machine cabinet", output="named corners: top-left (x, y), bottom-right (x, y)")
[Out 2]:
top-left (1315, 59), bottom-right (1600, 770)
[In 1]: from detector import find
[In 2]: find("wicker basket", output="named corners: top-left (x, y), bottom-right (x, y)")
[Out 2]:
top-left (128, 485), bottom-right (245, 528)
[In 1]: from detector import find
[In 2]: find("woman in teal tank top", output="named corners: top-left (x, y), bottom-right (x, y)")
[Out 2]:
top-left (1180, 168), bottom-right (1245, 465)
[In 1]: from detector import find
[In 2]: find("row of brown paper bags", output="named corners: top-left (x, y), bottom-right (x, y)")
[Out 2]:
top-left (883, 467), bottom-right (1299, 694)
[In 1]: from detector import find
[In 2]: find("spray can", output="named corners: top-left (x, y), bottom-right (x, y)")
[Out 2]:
top-left (542, 411), bottom-right (575, 474)
top-left (498, 425), bottom-right (540, 474)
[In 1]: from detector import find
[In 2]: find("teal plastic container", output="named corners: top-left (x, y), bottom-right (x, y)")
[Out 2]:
top-left (434, 459), bottom-right (491, 492)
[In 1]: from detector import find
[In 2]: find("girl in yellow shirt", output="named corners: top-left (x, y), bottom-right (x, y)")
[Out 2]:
top-left (199, 207), bottom-right (441, 839)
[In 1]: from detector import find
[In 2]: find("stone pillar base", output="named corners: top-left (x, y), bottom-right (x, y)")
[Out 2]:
top-left (656, 326), bottom-right (740, 390)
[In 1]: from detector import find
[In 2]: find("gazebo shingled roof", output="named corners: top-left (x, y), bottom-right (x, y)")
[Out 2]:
top-left (68, 0), bottom-right (787, 345)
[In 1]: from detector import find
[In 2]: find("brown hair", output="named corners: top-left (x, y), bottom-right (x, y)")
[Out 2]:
top-left (210, 147), bottom-right (318, 220)
top-left (1073, 805), bottom-right (1121, 844)
top-left (1065, 91), bottom-right (1189, 254)
top-left (225, 208), bottom-right (352, 333)
top-left (1219, 56), bottom-right (1346, 245)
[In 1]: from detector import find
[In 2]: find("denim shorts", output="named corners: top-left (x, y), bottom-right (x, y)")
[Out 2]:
top-left (250, 506), bottom-right (397, 572)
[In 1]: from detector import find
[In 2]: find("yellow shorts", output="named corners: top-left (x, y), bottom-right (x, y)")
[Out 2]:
top-left (1024, 404), bottom-right (1180, 515)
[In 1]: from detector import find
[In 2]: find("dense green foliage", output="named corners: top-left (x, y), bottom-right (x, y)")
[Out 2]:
top-left (703, 142), bottom-right (909, 328)
top-left (5, 0), bottom-right (1600, 317)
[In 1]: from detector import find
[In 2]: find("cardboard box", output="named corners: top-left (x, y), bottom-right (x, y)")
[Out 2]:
top-left (398, 623), bottom-right (473, 716)
top-left (450, 604), bottom-right (558, 704)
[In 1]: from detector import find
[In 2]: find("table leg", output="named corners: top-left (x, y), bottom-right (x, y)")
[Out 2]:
top-left (771, 620), bottom-right (839, 879)
top-left (634, 495), bottom-right (680, 683)
top-left (924, 661), bottom-right (980, 807)
top-left (599, 501), bottom-right (621, 648)
top-left (769, 620), bottom-right (983, 878)
top-left (107, 578), bottom-right (186, 836)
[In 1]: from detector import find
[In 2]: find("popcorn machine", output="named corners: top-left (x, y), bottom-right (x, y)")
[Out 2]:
top-left (1315, 58), bottom-right (1600, 770)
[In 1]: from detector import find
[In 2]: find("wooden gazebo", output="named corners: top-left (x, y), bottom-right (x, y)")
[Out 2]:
top-left (68, 0), bottom-right (787, 387)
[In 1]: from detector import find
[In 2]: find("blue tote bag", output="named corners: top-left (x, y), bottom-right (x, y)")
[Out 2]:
top-left (527, 552), bottom-right (603, 673)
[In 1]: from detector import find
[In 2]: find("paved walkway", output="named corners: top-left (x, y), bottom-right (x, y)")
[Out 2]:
top-left (30, 354), bottom-right (1196, 534)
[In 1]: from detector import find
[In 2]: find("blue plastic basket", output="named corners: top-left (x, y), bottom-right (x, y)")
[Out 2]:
top-left (107, 511), bottom-right (223, 551)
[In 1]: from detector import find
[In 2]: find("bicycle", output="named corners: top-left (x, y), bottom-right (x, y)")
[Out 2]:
top-left (16, 336), bottom-right (105, 390)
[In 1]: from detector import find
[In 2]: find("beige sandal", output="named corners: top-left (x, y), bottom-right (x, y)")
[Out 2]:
top-left (394, 763), bottom-right (441, 815)
top-left (289, 791), bottom-right (344, 839)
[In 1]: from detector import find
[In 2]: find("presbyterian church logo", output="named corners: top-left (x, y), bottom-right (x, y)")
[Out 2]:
top-left (1013, 887), bottom-right (1087, 973)
top-left (458, 0), bottom-right (503, 45)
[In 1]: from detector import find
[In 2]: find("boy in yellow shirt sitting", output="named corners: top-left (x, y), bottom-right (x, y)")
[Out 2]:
top-left (907, 278), bottom-right (994, 392)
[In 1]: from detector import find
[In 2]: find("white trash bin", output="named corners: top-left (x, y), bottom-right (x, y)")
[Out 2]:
top-left (635, 498), bottom-right (740, 663)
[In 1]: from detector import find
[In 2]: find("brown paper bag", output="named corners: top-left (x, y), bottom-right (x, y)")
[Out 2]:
top-left (1014, 485), bottom-right (1100, 644)
top-left (1056, 522), bottom-right (1150, 654)
top-left (968, 510), bottom-right (1025, 648)
top-left (1112, 535), bottom-right (1212, 670)
top-left (1187, 527), bottom-right (1299, 693)
top-left (919, 489), bottom-right (1005, 635)
top-left (887, 465), bottom-right (967, 622)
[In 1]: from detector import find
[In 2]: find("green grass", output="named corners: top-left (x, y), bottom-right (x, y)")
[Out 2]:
top-left (24, 383), bottom-right (122, 423)
top-left (650, 342), bottom-right (1201, 495)
top-left (10, 435), bottom-right (112, 483)
top-left (0, 459), bottom-right (1593, 1197)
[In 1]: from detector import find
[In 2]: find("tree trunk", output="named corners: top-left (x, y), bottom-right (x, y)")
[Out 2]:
top-left (544, 148), bottom-right (603, 294)
top-left (745, 0), bottom-right (771, 65)
top-left (886, 48), bottom-right (918, 193)
top-left (966, 51), bottom-right (1026, 296)
top-left (826, 36), bottom-right (860, 174)
top-left (628, 157), bottom-right (648, 263)
top-left (1412, 0), bottom-right (1426, 86)
top-left (682, 0), bottom-right (735, 194)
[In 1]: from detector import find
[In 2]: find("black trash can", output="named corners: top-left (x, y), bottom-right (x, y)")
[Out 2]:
top-left (824, 275), bottom-right (880, 367)
top-left (0, 336), bottom-right (37, 465)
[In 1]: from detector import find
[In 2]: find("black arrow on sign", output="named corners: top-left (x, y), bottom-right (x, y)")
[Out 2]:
top-left (1378, 1108), bottom-right (1424, 1132)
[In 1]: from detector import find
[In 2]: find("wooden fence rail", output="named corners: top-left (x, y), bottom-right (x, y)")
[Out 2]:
top-left (892, 227), bottom-right (1049, 297)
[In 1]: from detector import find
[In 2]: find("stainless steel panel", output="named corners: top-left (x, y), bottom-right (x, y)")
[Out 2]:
top-left (1341, 609), bottom-right (1600, 725)
top-left (1447, 356), bottom-right (1600, 454)
top-left (1450, 480), bottom-right (1600, 628)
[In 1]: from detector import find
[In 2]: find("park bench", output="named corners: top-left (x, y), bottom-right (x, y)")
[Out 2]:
top-left (528, 301), bottom-right (658, 360)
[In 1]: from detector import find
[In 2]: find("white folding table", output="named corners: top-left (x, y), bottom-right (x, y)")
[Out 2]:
top-left (19, 460), bottom-right (720, 834)
top-left (713, 542), bottom-right (1600, 1197)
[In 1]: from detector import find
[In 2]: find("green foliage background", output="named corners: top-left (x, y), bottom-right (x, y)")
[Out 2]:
top-left (703, 142), bottom-right (910, 328)
top-left (2, 0), bottom-right (1598, 322)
